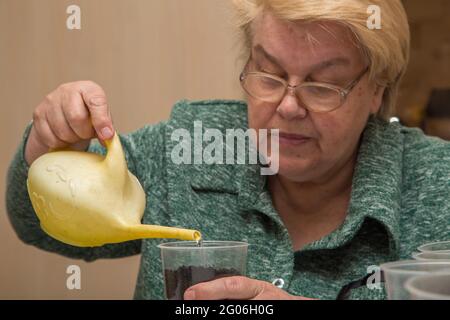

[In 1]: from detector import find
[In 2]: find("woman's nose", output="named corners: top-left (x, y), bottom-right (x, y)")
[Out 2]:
top-left (276, 90), bottom-right (308, 120)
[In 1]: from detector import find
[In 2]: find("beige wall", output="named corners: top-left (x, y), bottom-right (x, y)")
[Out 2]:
top-left (0, 0), bottom-right (241, 299)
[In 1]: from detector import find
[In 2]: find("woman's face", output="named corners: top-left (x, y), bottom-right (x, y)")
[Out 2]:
top-left (247, 12), bottom-right (384, 183)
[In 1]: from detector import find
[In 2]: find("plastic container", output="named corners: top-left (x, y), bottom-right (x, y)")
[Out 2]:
top-left (418, 240), bottom-right (450, 253)
top-left (405, 273), bottom-right (450, 300)
top-left (158, 240), bottom-right (248, 300)
top-left (380, 260), bottom-right (450, 300)
top-left (412, 251), bottom-right (450, 261)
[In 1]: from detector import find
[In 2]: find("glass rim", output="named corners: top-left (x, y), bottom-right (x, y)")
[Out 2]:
top-left (380, 260), bottom-right (450, 275)
top-left (157, 240), bottom-right (249, 250)
top-left (405, 273), bottom-right (450, 300)
top-left (412, 251), bottom-right (450, 260)
top-left (418, 240), bottom-right (450, 253)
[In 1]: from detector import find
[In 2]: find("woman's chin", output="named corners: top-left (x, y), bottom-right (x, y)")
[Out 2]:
top-left (276, 157), bottom-right (319, 181)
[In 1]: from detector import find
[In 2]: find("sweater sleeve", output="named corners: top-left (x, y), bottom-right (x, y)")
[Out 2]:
top-left (5, 120), bottom-right (167, 262)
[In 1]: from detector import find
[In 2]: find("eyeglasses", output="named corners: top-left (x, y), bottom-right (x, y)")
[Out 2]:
top-left (240, 63), bottom-right (369, 113)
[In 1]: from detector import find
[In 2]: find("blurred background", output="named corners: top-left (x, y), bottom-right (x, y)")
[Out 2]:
top-left (0, 0), bottom-right (449, 299)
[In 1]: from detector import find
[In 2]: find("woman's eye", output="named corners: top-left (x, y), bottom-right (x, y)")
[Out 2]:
top-left (260, 76), bottom-right (280, 87)
top-left (307, 73), bottom-right (343, 85)
top-left (256, 64), bottom-right (280, 75)
top-left (306, 75), bottom-right (331, 83)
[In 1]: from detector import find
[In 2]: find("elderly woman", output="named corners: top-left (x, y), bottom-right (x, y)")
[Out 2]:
top-left (6, 0), bottom-right (450, 300)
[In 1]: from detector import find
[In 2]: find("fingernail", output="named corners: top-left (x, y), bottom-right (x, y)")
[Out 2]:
top-left (101, 127), bottom-right (113, 139)
top-left (184, 289), bottom-right (196, 300)
top-left (90, 96), bottom-right (106, 106)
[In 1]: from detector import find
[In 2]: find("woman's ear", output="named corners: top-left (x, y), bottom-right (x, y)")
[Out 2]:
top-left (370, 85), bottom-right (386, 114)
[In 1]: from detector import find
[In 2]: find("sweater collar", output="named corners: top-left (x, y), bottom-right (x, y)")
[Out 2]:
top-left (235, 116), bottom-right (403, 253)
top-left (189, 116), bottom-right (403, 253)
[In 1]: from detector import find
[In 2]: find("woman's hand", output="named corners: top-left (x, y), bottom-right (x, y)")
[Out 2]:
top-left (25, 81), bottom-right (114, 165)
top-left (183, 276), bottom-right (314, 300)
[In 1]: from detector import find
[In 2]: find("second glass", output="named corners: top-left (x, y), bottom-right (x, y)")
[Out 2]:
top-left (405, 273), bottom-right (450, 300)
top-left (418, 240), bottom-right (450, 253)
top-left (380, 260), bottom-right (450, 300)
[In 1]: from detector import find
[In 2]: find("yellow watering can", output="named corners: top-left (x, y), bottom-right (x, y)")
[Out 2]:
top-left (26, 133), bottom-right (201, 247)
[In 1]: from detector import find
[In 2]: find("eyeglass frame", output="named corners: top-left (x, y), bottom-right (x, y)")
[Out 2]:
top-left (239, 60), bottom-right (370, 113)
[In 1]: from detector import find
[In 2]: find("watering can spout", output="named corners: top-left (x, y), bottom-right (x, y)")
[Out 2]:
top-left (128, 225), bottom-right (202, 242)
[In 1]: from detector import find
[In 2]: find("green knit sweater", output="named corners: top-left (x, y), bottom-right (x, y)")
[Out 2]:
top-left (6, 99), bottom-right (450, 300)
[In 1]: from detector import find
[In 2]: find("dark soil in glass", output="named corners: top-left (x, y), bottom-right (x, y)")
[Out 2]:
top-left (164, 265), bottom-right (241, 300)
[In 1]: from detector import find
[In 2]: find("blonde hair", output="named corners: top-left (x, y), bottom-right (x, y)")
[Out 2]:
top-left (231, 0), bottom-right (410, 120)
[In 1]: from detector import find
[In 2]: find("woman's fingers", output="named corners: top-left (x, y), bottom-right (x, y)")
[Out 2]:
top-left (32, 108), bottom-right (67, 149)
top-left (46, 98), bottom-right (80, 145)
top-left (78, 82), bottom-right (114, 141)
top-left (184, 276), bottom-right (265, 300)
top-left (184, 276), bottom-right (314, 300)
top-left (25, 80), bottom-right (113, 165)
top-left (61, 89), bottom-right (95, 140)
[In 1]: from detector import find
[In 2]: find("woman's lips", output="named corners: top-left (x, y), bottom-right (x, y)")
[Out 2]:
top-left (277, 132), bottom-right (311, 146)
